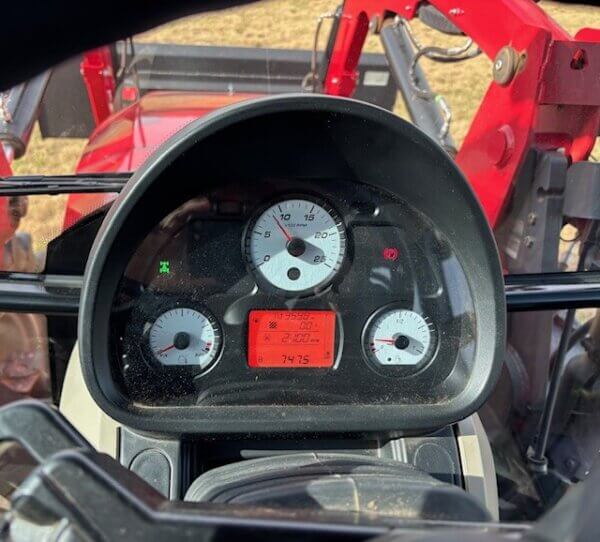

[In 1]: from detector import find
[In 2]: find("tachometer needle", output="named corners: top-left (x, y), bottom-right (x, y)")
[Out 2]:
top-left (374, 339), bottom-right (396, 344)
top-left (156, 344), bottom-right (176, 355)
top-left (272, 215), bottom-right (292, 241)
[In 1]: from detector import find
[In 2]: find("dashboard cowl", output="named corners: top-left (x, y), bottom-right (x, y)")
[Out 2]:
top-left (79, 94), bottom-right (506, 436)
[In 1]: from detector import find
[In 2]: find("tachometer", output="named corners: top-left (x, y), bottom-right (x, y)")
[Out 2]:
top-left (363, 307), bottom-right (436, 370)
top-left (245, 197), bottom-right (346, 294)
top-left (148, 308), bottom-right (222, 368)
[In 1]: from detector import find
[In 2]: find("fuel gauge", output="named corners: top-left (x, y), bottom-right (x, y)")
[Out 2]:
top-left (149, 307), bottom-right (222, 369)
top-left (363, 307), bottom-right (436, 371)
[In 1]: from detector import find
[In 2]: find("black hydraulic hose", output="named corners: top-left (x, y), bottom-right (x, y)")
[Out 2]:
top-left (529, 308), bottom-right (577, 468)
top-left (546, 318), bottom-right (593, 368)
top-left (379, 24), bottom-right (456, 152)
top-left (529, 221), bottom-right (599, 469)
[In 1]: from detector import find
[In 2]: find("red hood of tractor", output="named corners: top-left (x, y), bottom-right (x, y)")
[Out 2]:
top-left (77, 91), bottom-right (258, 173)
top-left (65, 91), bottom-right (257, 228)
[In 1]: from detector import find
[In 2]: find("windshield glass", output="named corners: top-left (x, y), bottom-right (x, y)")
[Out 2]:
top-left (1, 0), bottom-right (600, 530)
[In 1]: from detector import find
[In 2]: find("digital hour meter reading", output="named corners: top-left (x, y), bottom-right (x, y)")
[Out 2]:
top-left (248, 310), bottom-right (336, 368)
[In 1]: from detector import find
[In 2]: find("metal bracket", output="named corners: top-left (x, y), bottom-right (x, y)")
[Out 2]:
top-left (497, 151), bottom-right (569, 412)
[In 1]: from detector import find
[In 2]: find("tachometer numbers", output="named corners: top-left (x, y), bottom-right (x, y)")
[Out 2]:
top-left (245, 197), bottom-right (346, 295)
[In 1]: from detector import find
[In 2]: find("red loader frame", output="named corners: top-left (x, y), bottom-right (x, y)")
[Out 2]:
top-left (321, 0), bottom-right (600, 227)
top-left (0, 150), bottom-right (12, 264)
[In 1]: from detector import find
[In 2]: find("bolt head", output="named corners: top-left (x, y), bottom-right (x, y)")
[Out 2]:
top-left (493, 46), bottom-right (520, 86)
top-left (488, 125), bottom-right (515, 167)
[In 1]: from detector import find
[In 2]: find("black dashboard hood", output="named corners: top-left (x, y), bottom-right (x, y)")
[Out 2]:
top-left (78, 94), bottom-right (506, 435)
top-left (1, 0), bottom-right (258, 91)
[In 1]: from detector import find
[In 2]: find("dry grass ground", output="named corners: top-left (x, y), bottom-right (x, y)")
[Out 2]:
top-left (12, 0), bottom-right (600, 252)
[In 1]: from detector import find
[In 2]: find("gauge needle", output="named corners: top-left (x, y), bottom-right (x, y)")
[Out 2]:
top-left (272, 215), bottom-right (292, 241)
top-left (374, 339), bottom-right (397, 344)
top-left (156, 344), bottom-right (176, 355)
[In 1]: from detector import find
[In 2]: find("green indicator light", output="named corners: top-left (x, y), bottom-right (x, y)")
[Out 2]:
top-left (159, 261), bottom-right (170, 274)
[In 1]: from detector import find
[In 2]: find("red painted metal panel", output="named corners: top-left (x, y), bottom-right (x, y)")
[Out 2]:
top-left (0, 148), bottom-right (12, 264)
top-left (80, 47), bottom-right (116, 126)
top-left (64, 92), bottom-right (257, 229)
top-left (539, 41), bottom-right (600, 106)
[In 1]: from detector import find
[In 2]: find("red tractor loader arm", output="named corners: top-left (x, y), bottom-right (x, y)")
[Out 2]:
top-left (0, 150), bottom-right (12, 265)
top-left (323, 0), bottom-right (600, 227)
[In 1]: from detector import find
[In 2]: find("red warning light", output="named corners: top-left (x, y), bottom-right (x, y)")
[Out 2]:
top-left (383, 247), bottom-right (399, 261)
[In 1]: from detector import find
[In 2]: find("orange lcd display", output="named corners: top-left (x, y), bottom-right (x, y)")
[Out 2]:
top-left (248, 310), bottom-right (336, 368)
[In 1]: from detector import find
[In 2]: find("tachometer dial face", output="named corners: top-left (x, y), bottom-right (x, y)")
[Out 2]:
top-left (363, 308), bottom-right (436, 368)
top-left (245, 198), bottom-right (346, 294)
top-left (149, 308), bottom-right (222, 368)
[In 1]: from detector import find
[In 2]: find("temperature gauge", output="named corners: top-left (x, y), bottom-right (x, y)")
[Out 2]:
top-left (148, 308), bottom-right (222, 369)
top-left (363, 307), bottom-right (436, 370)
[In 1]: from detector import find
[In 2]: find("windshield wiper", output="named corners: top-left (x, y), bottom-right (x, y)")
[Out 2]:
top-left (0, 173), bottom-right (131, 196)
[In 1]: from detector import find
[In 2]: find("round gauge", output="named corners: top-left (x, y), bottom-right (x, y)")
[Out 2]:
top-left (245, 197), bottom-right (346, 294)
top-left (148, 308), bottom-right (222, 368)
top-left (363, 308), bottom-right (436, 369)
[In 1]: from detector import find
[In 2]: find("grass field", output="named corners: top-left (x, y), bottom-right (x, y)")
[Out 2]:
top-left (11, 0), bottom-right (600, 251)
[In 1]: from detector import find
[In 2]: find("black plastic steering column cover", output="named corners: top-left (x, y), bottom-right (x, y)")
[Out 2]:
top-left (79, 94), bottom-right (506, 435)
